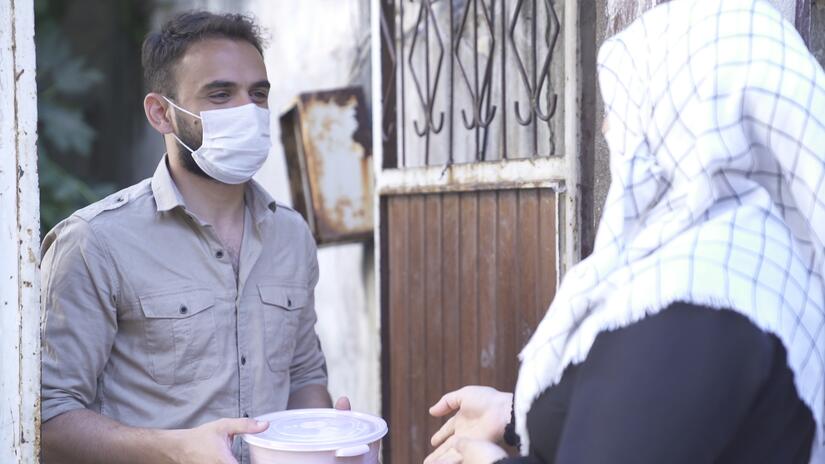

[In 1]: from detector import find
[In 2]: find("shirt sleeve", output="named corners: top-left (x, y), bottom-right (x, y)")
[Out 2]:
top-left (288, 230), bottom-right (328, 393)
top-left (40, 217), bottom-right (119, 423)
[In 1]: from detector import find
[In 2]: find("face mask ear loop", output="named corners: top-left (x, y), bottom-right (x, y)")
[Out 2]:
top-left (162, 96), bottom-right (201, 154)
top-left (171, 133), bottom-right (196, 154)
top-left (162, 96), bottom-right (202, 120)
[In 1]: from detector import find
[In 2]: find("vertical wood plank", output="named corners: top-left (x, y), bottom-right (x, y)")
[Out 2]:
top-left (538, 190), bottom-right (558, 322)
top-left (459, 193), bottom-right (481, 385)
top-left (442, 194), bottom-right (461, 392)
top-left (495, 191), bottom-right (518, 390)
top-left (387, 196), bottom-right (410, 464)
top-left (477, 191), bottom-right (498, 386)
top-left (424, 194), bottom-right (444, 447)
top-left (408, 195), bottom-right (427, 464)
top-left (517, 190), bottom-right (540, 347)
top-left (385, 189), bottom-right (557, 464)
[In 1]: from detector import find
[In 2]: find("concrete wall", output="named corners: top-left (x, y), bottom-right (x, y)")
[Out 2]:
top-left (812, 0), bottom-right (825, 66)
top-left (145, 0), bottom-right (380, 416)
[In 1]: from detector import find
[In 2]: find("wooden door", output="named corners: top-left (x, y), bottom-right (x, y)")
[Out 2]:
top-left (382, 190), bottom-right (557, 462)
top-left (373, 0), bottom-right (583, 462)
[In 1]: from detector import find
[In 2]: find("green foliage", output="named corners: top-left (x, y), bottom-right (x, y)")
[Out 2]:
top-left (36, 0), bottom-right (115, 234)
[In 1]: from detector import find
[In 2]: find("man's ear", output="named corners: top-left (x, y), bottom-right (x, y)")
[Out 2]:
top-left (144, 93), bottom-right (174, 134)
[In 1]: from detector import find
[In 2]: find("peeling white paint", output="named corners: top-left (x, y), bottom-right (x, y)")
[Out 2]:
top-left (0, 0), bottom-right (40, 462)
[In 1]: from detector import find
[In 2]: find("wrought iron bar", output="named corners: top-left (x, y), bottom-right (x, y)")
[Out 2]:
top-left (408, 0), bottom-right (446, 141)
top-left (508, 0), bottom-right (559, 126)
top-left (501, 0), bottom-right (508, 160)
top-left (381, 5), bottom-right (397, 144)
top-left (454, 0), bottom-right (497, 131)
top-left (400, 0), bottom-right (406, 166)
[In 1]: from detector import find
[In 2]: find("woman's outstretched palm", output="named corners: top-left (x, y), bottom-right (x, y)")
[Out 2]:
top-left (426, 385), bottom-right (513, 463)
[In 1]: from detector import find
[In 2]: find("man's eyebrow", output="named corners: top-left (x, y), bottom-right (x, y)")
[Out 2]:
top-left (251, 80), bottom-right (271, 89)
top-left (200, 80), bottom-right (237, 92)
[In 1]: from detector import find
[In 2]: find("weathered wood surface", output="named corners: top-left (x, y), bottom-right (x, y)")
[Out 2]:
top-left (384, 189), bottom-right (557, 464)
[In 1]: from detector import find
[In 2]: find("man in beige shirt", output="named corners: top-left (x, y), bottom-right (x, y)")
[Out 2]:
top-left (41, 11), bottom-right (346, 464)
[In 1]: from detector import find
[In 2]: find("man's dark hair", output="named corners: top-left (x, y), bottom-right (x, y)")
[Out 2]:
top-left (141, 11), bottom-right (264, 97)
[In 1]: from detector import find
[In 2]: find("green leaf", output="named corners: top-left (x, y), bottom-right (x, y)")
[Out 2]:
top-left (52, 57), bottom-right (104, 96)
top-left (38, 102), bottom-right (97, 155)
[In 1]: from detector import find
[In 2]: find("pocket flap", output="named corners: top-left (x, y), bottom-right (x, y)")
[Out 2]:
top-left (258, 285), bottom-right (308, 310)
top-left (139, 288), bottom-right (215, 319)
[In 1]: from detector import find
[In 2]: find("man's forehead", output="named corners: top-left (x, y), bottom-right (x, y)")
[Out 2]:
top-left (174, 38), bottom-right (267, 91)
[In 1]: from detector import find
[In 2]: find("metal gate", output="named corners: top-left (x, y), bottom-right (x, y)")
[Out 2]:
top-left (371, 0), bottom-right (583, 461)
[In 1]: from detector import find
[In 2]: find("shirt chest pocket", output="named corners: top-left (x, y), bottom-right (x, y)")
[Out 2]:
top-left (259, 284), bottom-right (307, 372)
top-left (139, 288), bottom-right (218, 385)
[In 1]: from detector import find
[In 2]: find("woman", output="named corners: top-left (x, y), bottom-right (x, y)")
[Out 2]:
top-left (425, 0), bottom-right (824, 462)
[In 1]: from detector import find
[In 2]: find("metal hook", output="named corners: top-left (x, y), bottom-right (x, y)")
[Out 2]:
top-left (408, 0), bottom-right (446, 138)
top-left (535, 93), bottom-right (557, 122)
top-left (455, 0), bottom-right (498, 131)
top-left (509, 0), bottom-right (560, 127)
top-left (514, 100), bottom-right (534, 125)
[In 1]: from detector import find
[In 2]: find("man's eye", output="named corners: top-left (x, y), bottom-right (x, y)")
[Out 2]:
top-left (210, 93), bottom-right (230, 99)
top-left (252, 91), bottom-right (268, 100)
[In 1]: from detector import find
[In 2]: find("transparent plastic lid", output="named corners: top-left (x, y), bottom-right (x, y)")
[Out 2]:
top-left (242, 409), bottom-right (388, 452)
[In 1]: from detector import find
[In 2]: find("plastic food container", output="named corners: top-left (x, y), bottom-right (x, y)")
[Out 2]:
top-left (242, 409), bottom-right (388, 464)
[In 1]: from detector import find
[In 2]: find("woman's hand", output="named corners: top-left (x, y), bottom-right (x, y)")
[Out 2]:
top-left (425, 437), bottom-right (509, 464)
top-left (425, 386), bottom-right (513, 463)
top-left (429, 386), bottom-right (513, 446)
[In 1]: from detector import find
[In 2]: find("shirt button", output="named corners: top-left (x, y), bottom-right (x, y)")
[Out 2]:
top-left (215, 250), bottom-right (224, 259)
top-left (179, 305), bottom-right (188, 315)
top-left (241, 356), bottom-right (247, 365)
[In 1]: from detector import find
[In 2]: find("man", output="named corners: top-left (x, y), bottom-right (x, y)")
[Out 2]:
top-left (41, 11), bottom-right (346, 464)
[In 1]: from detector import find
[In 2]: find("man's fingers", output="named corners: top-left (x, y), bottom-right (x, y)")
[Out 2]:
top-left (218, 449), bottom-right (241, 464)
top-left (334, 396), bottom-right (351, 411)
top-left (430, 415), bottom-right (456, 447)
top-left (217, 418), bottom-right (269, 435)
top-left (429, 388), bottom-right (465, 417)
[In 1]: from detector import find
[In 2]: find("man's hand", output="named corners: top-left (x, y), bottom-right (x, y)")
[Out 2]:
top-left (429, 386), bottom-right (513, 446)
top-left (425, 437), bottom-right (509, 464)
top-left (166, 418), bottom-right (268, 464)
top-left (334, 396), bottom-right (352, 410)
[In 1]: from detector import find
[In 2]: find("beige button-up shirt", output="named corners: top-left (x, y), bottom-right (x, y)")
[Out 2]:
top-left (41, 158), bottom-right (327, 446)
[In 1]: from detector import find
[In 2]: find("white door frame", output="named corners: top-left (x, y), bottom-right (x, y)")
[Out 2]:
top-left (0, 0), bottom-right (40, 462)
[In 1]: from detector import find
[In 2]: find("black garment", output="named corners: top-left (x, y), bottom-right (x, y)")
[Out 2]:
top-left (498, 302), bottom-right (815, 463)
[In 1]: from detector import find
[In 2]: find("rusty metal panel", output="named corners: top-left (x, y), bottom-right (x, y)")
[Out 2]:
top-left (280, 87), bottom-right (374, 245)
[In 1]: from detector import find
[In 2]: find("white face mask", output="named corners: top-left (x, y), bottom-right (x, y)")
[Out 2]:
top-left (164, 97), bottom-right (271, 184)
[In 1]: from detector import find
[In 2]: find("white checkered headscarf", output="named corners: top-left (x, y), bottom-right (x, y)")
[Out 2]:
top-left (514, 0), bottom-right (825, 458)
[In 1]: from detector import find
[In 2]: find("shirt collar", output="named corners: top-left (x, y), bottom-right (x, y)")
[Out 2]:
top-left (151, 155), bottom-right (187, 213)
top-left (245, 179), bottom-right (279, 225)
top-left (150, 154), bottom-right (278, 221)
